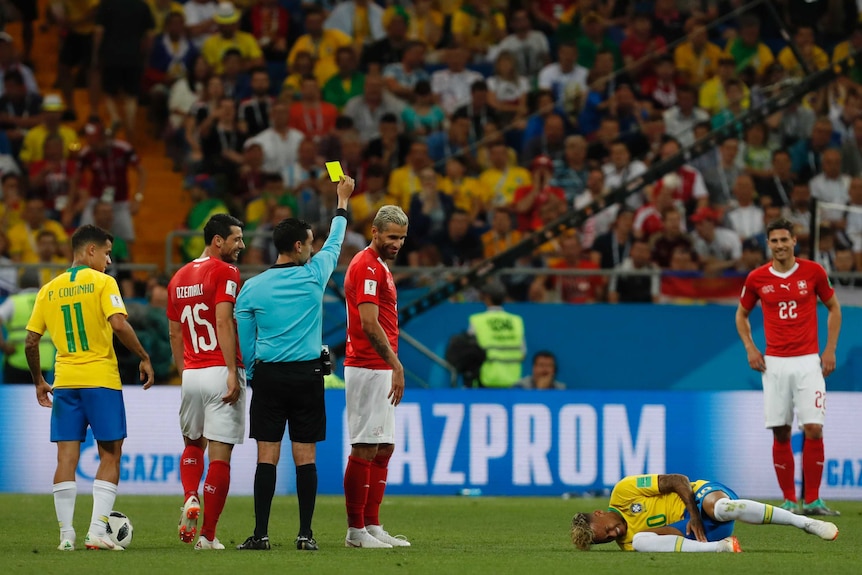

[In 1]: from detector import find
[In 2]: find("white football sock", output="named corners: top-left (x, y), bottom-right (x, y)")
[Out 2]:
top-left (90, 480), bottom-right (118, 537)
top-left (632, 532), bottom-right (728, 552)
top-left (53, 481), bottom-right (77, 542)
top-left (712, 498), bottom-right (807, 528)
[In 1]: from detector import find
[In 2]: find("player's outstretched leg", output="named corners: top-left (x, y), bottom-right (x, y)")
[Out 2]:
top-left (712, 498), bottom-right (838, 541)
top-left (632, 532), bottom-right (742, 553)
top-left (53, 481), bottom-right (77, 550)
top-left (364, 449), bottom-right (410, 548)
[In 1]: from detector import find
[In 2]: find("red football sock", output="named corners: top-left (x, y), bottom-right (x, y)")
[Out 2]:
top-left (180, 445), bottom-right (205, 499)
top-left (344, 456), bottom-right (371, 529)
top-left (772, 438), bottom-right (797, 502)
top-left (364, 451), bottom-right (392, 527)
top-left (200, 460), bottom-right (230, 540)
top-left (803, 437), bottom-right (825, 504)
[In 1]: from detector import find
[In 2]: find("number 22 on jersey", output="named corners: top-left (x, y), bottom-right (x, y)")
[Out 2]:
top-left (778, 300), bottom-right (797, 319)
top-left (180, 303), bottom-right (216, 353)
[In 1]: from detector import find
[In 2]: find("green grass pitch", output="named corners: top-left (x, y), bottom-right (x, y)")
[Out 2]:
top-left (3, 494), bottom-right (860, 575)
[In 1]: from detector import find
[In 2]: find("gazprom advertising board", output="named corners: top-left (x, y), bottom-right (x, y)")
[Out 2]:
top-left (1, 387), bottom-right (860, 500)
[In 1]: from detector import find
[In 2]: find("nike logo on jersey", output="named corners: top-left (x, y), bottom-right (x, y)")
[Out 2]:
top-left (780, 283), bottom-right (791, 290)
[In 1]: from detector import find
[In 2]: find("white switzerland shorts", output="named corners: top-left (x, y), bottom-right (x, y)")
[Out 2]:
top-left (345, 366), bottom-right (395, 445)
top-left (762, 354), bottom-right (826, 428)
top-left (180, 366), bottom-right (247, 444)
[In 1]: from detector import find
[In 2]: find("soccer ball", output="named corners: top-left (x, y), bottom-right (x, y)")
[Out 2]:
top-left (106, 511), bottom-right (134, 549)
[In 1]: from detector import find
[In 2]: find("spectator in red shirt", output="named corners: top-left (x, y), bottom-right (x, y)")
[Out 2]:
top-left (289, 76), bottom-right (339, 141)
top-left (529, 234), bottom-right (604, 303)
top-left (242, 0), bottom-right (289, 62)
top-left (513, 155), bottom-right (566, 232)
top-left (640, 56), bottom-right (678, 111)
top-left (28, 134), bottom-right (77, 220)
top-left (71, 121), bottom-right (146, 245)
top-left (621, 12), bottom-right (667, 81)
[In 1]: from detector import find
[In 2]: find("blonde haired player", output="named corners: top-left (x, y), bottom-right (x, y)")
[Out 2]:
top-left (25, 224), bottom-right (154, 551)
top-left (570, 473), bottom-right (838, 552)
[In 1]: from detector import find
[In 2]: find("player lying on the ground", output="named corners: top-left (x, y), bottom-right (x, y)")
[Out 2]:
top-left (570, 473), bottom-right (838, 552)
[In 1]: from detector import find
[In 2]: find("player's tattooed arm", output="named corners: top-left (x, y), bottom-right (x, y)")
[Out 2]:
top-left (24, 330), bottom-right (43, 383)
top-left (367, 330), bottom-right (399, 367)
top-left (657, 474), bottom-right (706, 541)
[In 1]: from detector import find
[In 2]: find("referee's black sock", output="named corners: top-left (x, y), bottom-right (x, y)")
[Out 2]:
top-left (254, 463), bottom-right (277, 539)
top-left (296, 463), bottom-right (318, 538)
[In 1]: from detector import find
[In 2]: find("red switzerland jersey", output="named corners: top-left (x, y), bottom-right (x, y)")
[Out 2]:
top-left (344, 247), bottom-right (399, 370)
top-left (740, 259), bottom-right (834, 357)
top-left (76, 141), bottom-right (139, 202)
top-left (167, 257), bottom-right (243, 370)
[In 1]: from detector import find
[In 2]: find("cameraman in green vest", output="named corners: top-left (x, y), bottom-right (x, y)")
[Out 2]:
top-left (467, 281), bottom-right (526, 388)
top-left (0, 271), bottom-right (55, 383)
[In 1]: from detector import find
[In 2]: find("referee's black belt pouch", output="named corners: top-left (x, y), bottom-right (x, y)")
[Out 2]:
top-left (256, 359), bottom-right (322, 379)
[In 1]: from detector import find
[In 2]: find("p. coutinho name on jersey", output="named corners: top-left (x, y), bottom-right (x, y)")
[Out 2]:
top-left (57, 284), bottom-right (95, 298)
top-left (175, 284), bottom-right (205, 299)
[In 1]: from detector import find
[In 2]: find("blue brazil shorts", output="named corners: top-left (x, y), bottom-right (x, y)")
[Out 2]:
top-left (51, 387), bottom-right (127, 442)
top-left (668, 481), bottom-right (739, 542)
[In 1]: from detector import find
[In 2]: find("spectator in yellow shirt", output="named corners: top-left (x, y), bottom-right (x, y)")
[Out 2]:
top-left (674, 21), bottom-right (724, 86)
top-left (439, 156), bottom-right (487, 222)
top-left (201, 1), bottom-right (264, 74)
top-left (7, 197), bottom-right (70, 264)
top-left (404, 0), bottom-right (443, 53)
top-left (325, 0), bottom-right (386, 51)
top-left (778, 25), bottom-right (829, 78)
top-left (699, 58), bottom-right (750, 117)
top-left (148, 0), bottom-right (185, 33)
top-left (389, 140), bottom-right (435, 210)
top-left (350, 164), bottom-right (397, 239)
top-left (451, 0), bottom-right (506, 60)
top-left (19, 95), bottom-right (80, 165)
top-left (479, 141), bottom-right (531, 209)
top-left (288, 7), bottom-right (352, 87)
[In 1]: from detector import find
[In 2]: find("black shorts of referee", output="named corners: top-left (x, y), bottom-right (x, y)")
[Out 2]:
top-left (250, 359), bottom-right (326, 443)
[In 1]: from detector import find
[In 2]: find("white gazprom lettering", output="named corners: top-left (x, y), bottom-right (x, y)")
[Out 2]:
top-left (430, 404), bottom-right (466, 485)
top-left (558, 405), bottom-right (598, 486)
top-left (175, 283), bottom-right (204, 299)
top-left (389, 403), bottom-right (427, 485)
top-left (469, 404), bottom-right (508, 485)
top-left (512, 404), bottom-right (553, 486)
top-left (602, 405), bottom-right (666, 484)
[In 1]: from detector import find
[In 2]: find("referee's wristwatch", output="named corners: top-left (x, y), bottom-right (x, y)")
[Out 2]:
top-left (335, 208), bottom-right (348, 218)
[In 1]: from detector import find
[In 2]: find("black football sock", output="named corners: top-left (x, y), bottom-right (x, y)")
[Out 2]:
top-left (296, 463), bottom-right (318, 538)
top-left (254, 463), bottom-right (277, 538)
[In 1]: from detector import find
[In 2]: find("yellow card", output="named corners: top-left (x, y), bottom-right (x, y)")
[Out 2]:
top-left (325, 161), bottom-right (345, 182)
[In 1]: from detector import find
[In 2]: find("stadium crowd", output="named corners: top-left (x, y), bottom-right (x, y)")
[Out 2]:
top-left (1, 0), bottom-right (862, 353)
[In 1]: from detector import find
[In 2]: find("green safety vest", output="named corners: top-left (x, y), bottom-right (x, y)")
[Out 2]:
top-left (468, 309), bottom-right (525, 388)
top-left (5, 292), bottom-right (55, 373)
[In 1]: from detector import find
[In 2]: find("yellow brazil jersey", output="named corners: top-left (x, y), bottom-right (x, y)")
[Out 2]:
top-left (609, 474), bottom-right (708, 551)
top-left (288, 30), bottom-right (353, 88)
top-left (479, 166), bottom-right (531, 208)
top-left (201, 31), bottom-right (264, 74)
top-left (26, 266), bottom-right (127, 390)
top-left (62, 0), bottom-right (100, 35)
top-left (778, 45), bottom-right (829, 77)
top-left (673, 41), bottom-right (724, 86)
top-left (833, 40), bottom-right (852, 63)
top-left (388, 166), bottom-right (423, 211)
top-left (20, 125), bottom-right (80, 164)
top-left (439, 176), bottom-right (488, 213)
top-left (451, 8), bottom-right (505, 52)
top-left (406, 9), bottom-right (444, 50)
top-left (7, 219), bottom-right (69, 264)
top-left (148, 0), bottom-right (185, 34)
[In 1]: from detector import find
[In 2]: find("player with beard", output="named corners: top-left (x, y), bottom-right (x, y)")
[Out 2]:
top-left (736, 218), bottom-right (842, 516)
top-left (167, 214), bottom-right (246, 549)
top-left (342, 205), bottom-right (411, 548)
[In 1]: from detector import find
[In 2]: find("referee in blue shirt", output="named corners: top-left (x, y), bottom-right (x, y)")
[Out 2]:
top-left (235, 175), bottom-right (355, 552)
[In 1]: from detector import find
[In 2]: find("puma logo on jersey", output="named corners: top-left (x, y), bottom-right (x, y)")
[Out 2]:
top-left (780, 283), bottom-right (790, 290)
top-left (367, 266), bottom-right (376, 275)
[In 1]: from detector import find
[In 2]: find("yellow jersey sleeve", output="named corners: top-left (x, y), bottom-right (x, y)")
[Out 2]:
top-left (25, 288), bottom-right (48, 335)
top-left (100, 275), bottom-right (127, 320)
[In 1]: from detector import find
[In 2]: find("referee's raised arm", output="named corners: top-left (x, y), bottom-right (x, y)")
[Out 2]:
top-left (235, 174), bottom-right (355, 553)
